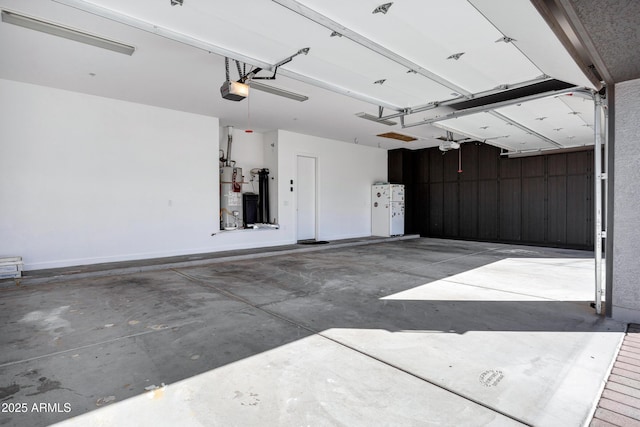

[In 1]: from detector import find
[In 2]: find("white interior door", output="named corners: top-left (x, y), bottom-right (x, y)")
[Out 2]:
top-left (297, 155), bottom-right (316, 241)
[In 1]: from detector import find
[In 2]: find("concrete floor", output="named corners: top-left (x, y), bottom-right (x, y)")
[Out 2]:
top-left (0, 238), bottom-right (626, 426)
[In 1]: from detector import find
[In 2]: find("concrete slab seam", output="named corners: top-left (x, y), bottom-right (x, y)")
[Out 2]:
top-left (427, 247), bottom-right (501, 266)
top-left (171, 268), bottom-right (533, 427)
top-left (0, 235), bottom-right (419, 288)
top-left (431, 277), bottom-right (573, 302)
top-left (0, 319), bottom-right (202, 369)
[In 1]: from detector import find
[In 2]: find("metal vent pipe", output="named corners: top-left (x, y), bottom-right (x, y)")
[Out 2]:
top-left (225, 126), bottom-right (233, 166)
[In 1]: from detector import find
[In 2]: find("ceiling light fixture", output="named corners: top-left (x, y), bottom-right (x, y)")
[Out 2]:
top-left (439, 131), bottom-right (461, 152)
top-left (0, 10), bottom-right (135, 55)
top-left (248, 81), bottom-right (308, 102)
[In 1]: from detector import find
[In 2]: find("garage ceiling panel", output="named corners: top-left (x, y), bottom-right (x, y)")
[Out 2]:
top-left (469, 0), bottom-right (595, 89)
top-left (285, 36), bottom-right (455, 107)
top-left (435, 112), bottom-right (557, 152)
top-left (292, 0), bottom-right (543, 94)
top-left (496, 96), bottom-right (595, 148)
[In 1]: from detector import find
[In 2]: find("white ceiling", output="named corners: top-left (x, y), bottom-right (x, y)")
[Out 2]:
top-left (0, 0), bottom-right (596, 152)
top-left (434, 93), bottom-right (595, 152)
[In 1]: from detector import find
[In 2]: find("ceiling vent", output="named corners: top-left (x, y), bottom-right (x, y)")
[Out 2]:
top-left (377, 132), bottom-right (417, 142)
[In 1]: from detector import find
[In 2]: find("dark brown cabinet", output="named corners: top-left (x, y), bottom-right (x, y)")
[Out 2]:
top-left (388, 144), bottom-right (593, 249)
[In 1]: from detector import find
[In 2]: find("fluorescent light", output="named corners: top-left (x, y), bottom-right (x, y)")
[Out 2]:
top-left (355, 112), bottom-right (397, 126)
top-left (1, 10), bottom-right (135, 55)
top-left (248, 81), bottom-right (308, 102)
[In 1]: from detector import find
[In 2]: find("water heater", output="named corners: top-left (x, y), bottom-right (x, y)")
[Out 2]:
top-left (220, 166), bottom-right (243, 229)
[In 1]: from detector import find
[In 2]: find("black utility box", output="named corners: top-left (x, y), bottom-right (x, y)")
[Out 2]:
top-left (243, 193), bottom-right (259, 227)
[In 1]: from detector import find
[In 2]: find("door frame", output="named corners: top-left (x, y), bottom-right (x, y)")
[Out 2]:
top-left (296, 154), bottom-right (318, 241)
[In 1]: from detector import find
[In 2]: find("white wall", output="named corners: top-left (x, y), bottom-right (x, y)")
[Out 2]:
top-left (0, 79), bottom-right (387, 270)
top-left (213, 129), bottom-right (388, 246)
top-left (0, 79), bottom-right (221, 269)
top-left (276, 130), bottom-right (387, 242)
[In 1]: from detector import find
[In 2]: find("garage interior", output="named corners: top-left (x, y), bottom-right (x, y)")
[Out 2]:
top-left (1, 0), bottom-right (640, 426)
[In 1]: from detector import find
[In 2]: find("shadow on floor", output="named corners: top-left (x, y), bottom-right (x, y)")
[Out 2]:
top-left (0, 238), bottom-right (622, 426)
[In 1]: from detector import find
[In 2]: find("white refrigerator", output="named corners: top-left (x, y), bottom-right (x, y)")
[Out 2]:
top-left (372, 184), bottom-right (405, 237)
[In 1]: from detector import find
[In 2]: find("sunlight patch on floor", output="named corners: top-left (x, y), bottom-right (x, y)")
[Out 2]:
top-left (382, 258), bottom-right (598, 302)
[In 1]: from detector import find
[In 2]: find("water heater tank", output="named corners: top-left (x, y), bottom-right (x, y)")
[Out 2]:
top-left (220, 166), bottom-right (243, 229)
